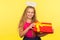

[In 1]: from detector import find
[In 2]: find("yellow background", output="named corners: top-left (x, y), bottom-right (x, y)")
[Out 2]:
top-left (0, 0), bottom-right (60, 40)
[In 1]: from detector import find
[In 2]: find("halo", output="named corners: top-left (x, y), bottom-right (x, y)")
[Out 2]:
top-left (26, 1), bottom-right (36, 7)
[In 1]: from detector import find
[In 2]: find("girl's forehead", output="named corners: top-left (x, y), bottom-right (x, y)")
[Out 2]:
top-left (26, 8), bottom-right (34, 11)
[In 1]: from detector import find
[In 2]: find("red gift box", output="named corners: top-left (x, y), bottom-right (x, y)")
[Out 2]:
top-left (33, 21), bottom-right (53, 33)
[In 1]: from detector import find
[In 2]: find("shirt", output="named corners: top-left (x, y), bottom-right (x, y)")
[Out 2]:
top-left (23, 22), bottom-right (35, 38)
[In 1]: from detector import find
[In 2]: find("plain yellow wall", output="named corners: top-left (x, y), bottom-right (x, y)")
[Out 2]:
top-left (0, 0), bottom-right (60, 40)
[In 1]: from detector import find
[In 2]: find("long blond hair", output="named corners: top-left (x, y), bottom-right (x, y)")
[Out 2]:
top-left (18, 6), bottom-right (37, 29)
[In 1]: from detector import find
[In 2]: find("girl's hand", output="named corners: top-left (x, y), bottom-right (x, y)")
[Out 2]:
top-left (28, 23), bottom-right (35, 29)
top-left (37, 32), bottom-right (49, 37)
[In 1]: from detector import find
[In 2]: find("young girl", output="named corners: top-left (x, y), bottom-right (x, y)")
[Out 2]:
top-left (18, 6), bottom-right (48, 40)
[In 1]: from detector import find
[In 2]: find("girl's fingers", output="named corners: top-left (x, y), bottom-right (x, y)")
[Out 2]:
top-left (29, 23), bottom-right (35, 29)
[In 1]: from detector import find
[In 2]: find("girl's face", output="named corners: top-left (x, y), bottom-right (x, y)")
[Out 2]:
top-left (26, 8), bottom-right (34, 19)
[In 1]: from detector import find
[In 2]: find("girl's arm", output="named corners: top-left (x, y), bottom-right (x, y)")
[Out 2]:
top-left (19, 26), bottom-right (30, 38)
top-left (18, 23), bottom-right (35, 38)
top-left (37, 32), bottom-right (49, 37)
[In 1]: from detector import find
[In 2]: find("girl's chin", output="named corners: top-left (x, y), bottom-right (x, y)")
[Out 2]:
top-left (28, 17), bottom-right (32, 19)
top-left (27, 17), bottom-right (32, 19)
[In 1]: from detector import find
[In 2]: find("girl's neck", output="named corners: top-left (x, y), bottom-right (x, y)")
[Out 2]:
top-left (26, 18), bottom-right (32, 23)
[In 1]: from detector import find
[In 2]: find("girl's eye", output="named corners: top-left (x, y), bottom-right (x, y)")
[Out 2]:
top-left (27, 11), bottom-right (34, 13)
top-left (31, 12), bottom-right (34, 13)
top-left (27, 11), bottom-right (30, 13)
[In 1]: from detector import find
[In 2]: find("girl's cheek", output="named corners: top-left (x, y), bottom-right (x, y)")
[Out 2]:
top-left (26, 12), bottom-right (30, 15)
top-left (31, 13), bottom-right (34, 17)
top-left (26, 13), bottom-right (30, 17)
top-left (27, 13), bottom-right (30, 17)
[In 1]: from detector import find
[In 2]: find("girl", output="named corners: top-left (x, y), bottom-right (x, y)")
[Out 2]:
top-left (18, 6), bottom-right (48, 40)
